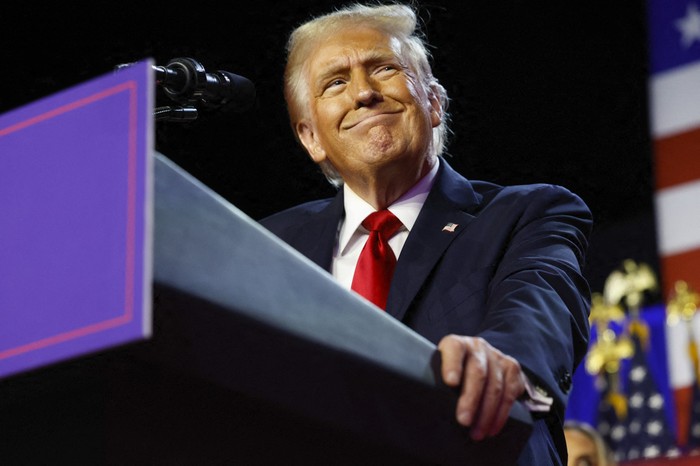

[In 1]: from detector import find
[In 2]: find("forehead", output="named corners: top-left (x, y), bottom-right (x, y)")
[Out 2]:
top-left (307, 26), bottom-right (402, 71)
top-left (565, 430), bottom-right (598, 454)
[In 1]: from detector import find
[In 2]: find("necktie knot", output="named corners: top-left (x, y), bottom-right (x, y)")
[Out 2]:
top-left (362, 210), bottom-right (403, 239)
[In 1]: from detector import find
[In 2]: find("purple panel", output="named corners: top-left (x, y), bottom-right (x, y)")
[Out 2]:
top-left (0, 59), bottom-right (153, 379)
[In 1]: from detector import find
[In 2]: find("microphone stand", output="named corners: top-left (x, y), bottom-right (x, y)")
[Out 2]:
top-left (154, 105), bottom-right (198, 122)
top-left (115, 62), bottom-right (200, 123)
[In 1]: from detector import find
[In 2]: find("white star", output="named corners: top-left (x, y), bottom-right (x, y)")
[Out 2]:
top-left (630, 365), bottom-right (647, 382)
top-left (646, 420), bottom-right (664, 436)
top-left (676, 2), bottom-right (700, 48)
top-left (643, 444), bottom-right (662, 458)
top-left (647, 393), bottom-right (665, 410)
top-left (630, 392), bottom-right (645, 408)
top-left (611, 424), bottom-right (627, 441)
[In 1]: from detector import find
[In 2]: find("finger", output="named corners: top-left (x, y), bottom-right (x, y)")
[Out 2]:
top-left (438, 334), bottom-right (467, 388)
top-left (456, 338), bottom-right (488, 429)
top-left (468, 347), bottom-right (502, 440)
top-left (487, 358), bottom-right (525, 437)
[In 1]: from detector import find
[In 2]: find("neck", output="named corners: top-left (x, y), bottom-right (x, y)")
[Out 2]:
top-left (344, 156), bottom-right (436, 210)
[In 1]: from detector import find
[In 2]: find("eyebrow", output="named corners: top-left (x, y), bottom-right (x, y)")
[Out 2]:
top-left (313, 49), bottom-right (400, 87)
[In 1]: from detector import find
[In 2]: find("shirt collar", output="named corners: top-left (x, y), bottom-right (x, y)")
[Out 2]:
top-left (338, 158), bottom-right (440, 253)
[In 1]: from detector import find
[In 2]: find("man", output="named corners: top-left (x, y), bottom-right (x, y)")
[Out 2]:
top-left (261, 3), bottom-right (592, 465)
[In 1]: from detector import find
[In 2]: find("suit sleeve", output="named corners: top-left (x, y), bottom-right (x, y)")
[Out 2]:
top-left (476, 184), bottom-right (593, 417)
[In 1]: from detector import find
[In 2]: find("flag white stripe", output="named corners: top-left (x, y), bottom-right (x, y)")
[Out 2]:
top-left (655, 179), bottom-right (700, 255)
top-left (650, 60), bottom-right (700, 138)
top-left (666, 320), bottom-right (694, 387)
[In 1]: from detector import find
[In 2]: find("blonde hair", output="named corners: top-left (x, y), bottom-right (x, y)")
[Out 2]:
top-left (283, 2), bottom-right (450, 186)
top-left (564, 420), bottom-right (618, 466)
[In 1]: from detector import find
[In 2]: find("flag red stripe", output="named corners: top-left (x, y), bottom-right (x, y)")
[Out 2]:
top-left (673, 386), bottom-right (693, 447)
top-left (660, 247), bottom-right (700, 299)
top-left (654, 126), bottom-right (700, 190)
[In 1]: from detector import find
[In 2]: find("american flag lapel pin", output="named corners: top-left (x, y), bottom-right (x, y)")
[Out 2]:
top-left (442, 222), bottom-right (458, 233)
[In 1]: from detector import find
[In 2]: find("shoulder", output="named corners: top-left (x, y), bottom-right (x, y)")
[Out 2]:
top-left (475, 180), bottom-right (586, 204)
top-left (473, 181), bottom-right (591, 220)
top-left (458, 181), bottom-right (594, 252)
top-left (436, 158), bottom-right (590, 218)
top-left (259, 198), bottom-right (335, 234)
top-left (431, 160), bottom-right (593, 239)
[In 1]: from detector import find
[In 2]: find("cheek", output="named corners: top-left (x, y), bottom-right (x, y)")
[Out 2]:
top-left (401, 83), bottom-right (436, 124)
top-left (395, 80), bottom-right (422, 104)
top-left (314, 99), bottom-right (346, 128)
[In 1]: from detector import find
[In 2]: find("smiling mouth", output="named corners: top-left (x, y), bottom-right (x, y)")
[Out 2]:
top-left (343, 111), bottom-right (401, 130)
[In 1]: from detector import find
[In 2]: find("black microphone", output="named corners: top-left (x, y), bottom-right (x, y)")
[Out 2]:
top-left (154, 57), bottom-right (256, 112)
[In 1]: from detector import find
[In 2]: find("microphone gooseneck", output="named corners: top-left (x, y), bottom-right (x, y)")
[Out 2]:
top-left (154, 57), bottom-right (256, 113)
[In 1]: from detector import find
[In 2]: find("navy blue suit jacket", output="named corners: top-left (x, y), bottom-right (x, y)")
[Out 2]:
top-left (260, 158), bottom-right (593, 465)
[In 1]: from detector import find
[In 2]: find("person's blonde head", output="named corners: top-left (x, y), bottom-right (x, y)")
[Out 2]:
top-left (283, 2), bottom-right (450, 186)
top-left (564, 420), bottom-right (617, 466)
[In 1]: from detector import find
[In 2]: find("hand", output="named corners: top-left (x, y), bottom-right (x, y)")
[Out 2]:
top-left (438, 334), bottom-right (527, 440)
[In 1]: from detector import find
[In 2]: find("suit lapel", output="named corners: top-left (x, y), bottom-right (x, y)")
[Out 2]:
top-left (292, 192), bottom-right (344, 272)
top-left (285, 160), bottom-right (482, 322)
top-left (386, 160), bottom-right (482, 322)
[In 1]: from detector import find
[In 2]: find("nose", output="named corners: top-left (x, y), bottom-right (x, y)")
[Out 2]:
top-left (350, 71), bottom-right (382, 108)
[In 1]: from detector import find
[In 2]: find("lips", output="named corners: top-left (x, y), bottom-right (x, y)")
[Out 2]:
top-left (342, 110), bottom-right (401, 130)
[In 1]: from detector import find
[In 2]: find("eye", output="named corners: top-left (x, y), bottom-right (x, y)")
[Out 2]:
top-left (321, 78), bottom-right (346, 93)
top-left (319, 77), bottom-right (346, 97)
top-left (375, 64), bottom-right (400, 78)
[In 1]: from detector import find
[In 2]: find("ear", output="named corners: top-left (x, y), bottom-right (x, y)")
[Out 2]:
top-left (296, 121), bottom-right (327, 164)
top-left (427, 85), bottom-right (443, 128)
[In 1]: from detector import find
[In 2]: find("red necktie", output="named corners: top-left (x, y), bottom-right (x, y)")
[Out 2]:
top-left (351, 210), bottom-right (403, 310)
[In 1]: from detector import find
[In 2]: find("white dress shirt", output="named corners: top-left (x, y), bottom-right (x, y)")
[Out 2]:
top-left (332, 159), bottom-right (440, 290)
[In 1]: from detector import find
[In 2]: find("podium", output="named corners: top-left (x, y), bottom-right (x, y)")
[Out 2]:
top-left (0, 62), bottom-right (532, 465)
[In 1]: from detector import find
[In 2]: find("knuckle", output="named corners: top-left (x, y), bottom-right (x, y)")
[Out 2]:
top-left (439, 333), bottom-right (461, 349)
top-left (473, 336), bottom-right (487, 349)
top-left (489, 383), bottom-right (504, 400)
top-left (471, 363), bottom-right (488, 383)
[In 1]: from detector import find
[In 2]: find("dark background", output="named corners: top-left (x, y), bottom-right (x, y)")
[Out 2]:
top-left (1, 1), bottom-right (660, 300)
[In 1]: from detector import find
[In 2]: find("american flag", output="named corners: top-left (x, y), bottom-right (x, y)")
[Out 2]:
top-left (596, 331), bottom-right (678, 462)
top-left (648, 0), bottom-right (700, 452)
top-left (648, 0), bottom-right (700, 299)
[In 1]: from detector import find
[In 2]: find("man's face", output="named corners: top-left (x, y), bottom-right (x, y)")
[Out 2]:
top-left (296, 26), bottom-right (441, 186)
